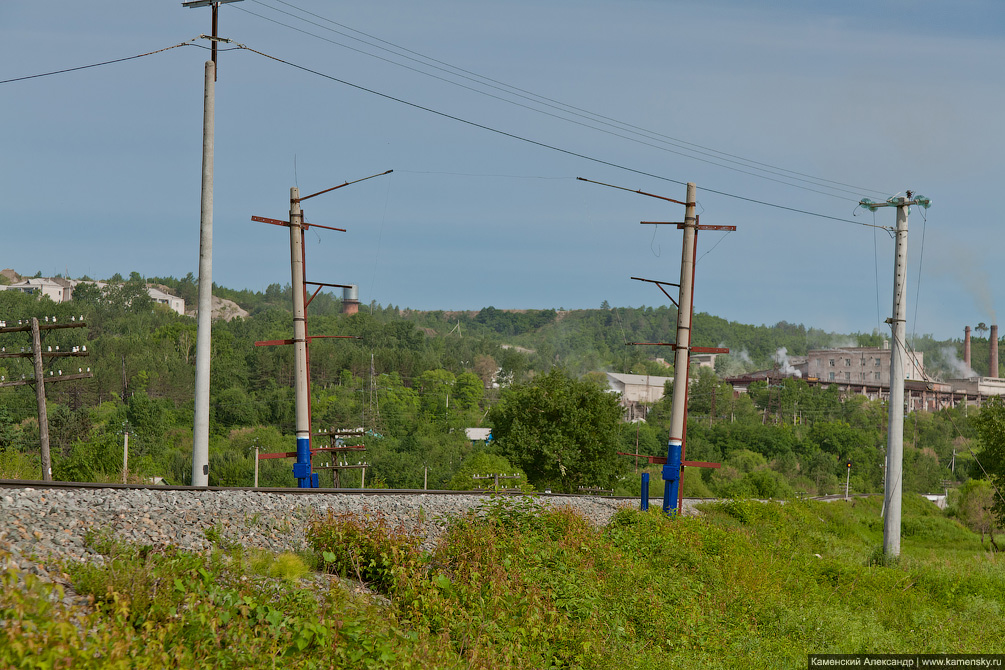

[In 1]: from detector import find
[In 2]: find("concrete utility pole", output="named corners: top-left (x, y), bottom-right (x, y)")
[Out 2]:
top-left (664, 183), bottom-right (698, 514)
top-left (190, 57), bottom-right (215, 487)
top-left (185, 0), bottom-right (243, 486)
top-left (578, 176), bottom-right (730, 514)
top-left (251, 171), bottom-right (389, 488)
top-left (859, 191), bottom-right (931, 558)
top-left (289, 187), bottom-right (314, 488)
top-left (885, 197), bottom-right (909, 558)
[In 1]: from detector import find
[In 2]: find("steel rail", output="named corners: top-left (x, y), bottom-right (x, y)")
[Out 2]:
top-left (0, 479), bottom-right (638, 500)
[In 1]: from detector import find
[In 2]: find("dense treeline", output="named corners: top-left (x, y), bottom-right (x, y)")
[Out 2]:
top-left (0, 274), bottom-right (993, 503)
top-left (399, 305), bottom-right (978, 379)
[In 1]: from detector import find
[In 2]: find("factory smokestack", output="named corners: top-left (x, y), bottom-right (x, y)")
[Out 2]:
top-left (991, 324), bottom-right (999, 378)
top-left (964, 326), bottom-right (972, 370)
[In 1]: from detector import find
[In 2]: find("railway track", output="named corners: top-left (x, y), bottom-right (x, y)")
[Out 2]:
top-left (1, 479), bottom-right (869, 503)
top-left (0, 478), bottom-right (638, 501)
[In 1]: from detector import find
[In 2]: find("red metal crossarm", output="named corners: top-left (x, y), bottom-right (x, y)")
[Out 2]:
top-left (251, 215), bottom-right (289, 227)
top-left (625, 343), bottom-right (729, 355)
top-left (639, 218), bottom-right (736, 233)
top-left (693, 346), bottom-right (730, 354)
top-left (259, 445), bottom-right (366, 460)
top-left (306, 281), bottom-right (354, 307)
top-left (251, 215), bottom-right (346, 233)
top-left (255, 335), bottom-right (361, 347)
top-left (616, 451), bottom-right (721, 469)
top-left (683, 224), bottom-right (736, 232)
top-left (683, 460), bottom-right (721, 469)
top-left (254, 339), bottom-right (293, 347)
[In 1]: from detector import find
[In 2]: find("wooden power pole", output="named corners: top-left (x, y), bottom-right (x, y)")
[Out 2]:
top-left (0, 317), bottom-right (92, 481)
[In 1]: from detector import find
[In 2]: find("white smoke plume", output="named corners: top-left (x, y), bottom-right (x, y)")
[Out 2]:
top-left (827, 335), bottom-right (859, 350)
top-left (772, 347), bottom-right (803, 378)
top-left (716, 345), bottom-right (754, 377)
top-left (940, 345), bottom-right (977, 379)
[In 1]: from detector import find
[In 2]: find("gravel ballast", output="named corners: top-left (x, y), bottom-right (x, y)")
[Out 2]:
top-left (0, 487), bottom-right (643, 570)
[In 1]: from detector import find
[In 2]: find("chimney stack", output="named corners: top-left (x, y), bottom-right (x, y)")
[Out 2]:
top-left (991, 324), bottom-right (999, 378)
top-left (964, 326), bottom-right (972, 370)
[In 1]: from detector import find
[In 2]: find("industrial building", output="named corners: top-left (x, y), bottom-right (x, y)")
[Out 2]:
top-left (726, 325), bottom-right (1004, 411)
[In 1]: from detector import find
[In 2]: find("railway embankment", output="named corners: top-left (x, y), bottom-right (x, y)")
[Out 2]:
top-left (0, 484), bottom-right (643, 568)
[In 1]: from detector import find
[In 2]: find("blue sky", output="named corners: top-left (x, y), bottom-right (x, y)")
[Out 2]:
top-left (1, 0), bottom-right (1002, 341)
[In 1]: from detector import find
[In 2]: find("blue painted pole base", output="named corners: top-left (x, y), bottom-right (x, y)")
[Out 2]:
top-left (293, 436), bottom-right (316, 489)
top-left (662, 439), bottom-right (682, 516)
top-left (641, 472), bottom-right (650, 511)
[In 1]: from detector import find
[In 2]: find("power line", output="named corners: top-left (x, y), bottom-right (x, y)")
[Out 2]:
top-left (239, 0), bottom-right (891, 201)
top-left (0, 41), bottom-right (198, 85)
top-left (233, 42), bottom-right (889, 231)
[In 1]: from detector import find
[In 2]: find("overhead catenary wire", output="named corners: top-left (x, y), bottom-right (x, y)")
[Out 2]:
top-left (0, 33), bottom-right (895, 231)
top-left (234, 3), bottom-right (868, 201)
top-left (0, 40), bottom-right (200, 84)
top-left (232, 42), bottom-right (891, 231)
top-left (243, 0), bottom-right (892, 201)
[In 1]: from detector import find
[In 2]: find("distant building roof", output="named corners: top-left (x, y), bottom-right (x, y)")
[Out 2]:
top-left (605, 372), bottom-right (673, 405)
top-left (605, 372), bottom-right (673, 387)
top-left (465, 428), bottom-right (491, 441)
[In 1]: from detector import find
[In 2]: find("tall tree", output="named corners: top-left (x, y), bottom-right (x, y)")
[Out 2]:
top-left (971, 397), bottom-right (1005, 527)
top-left (487, 367), bottom-right (624, 492)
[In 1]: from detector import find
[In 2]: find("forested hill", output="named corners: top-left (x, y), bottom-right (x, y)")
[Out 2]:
top-left (135, 273), bottom-right (966, 377)
top-left (0, 274), bottom-right (976, 492)
top-left (396, 304), bottom-right (964, 380)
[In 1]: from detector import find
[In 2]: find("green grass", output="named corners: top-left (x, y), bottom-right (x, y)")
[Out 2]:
top-left (2, 494), bottom-right (1002, 669)
top-left (0, 448), bottom-right (41, 480)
